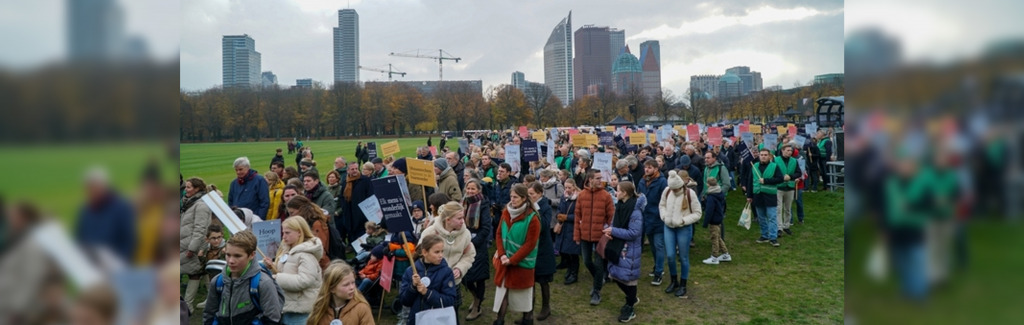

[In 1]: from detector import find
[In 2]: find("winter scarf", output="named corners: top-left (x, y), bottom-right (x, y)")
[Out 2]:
top-left (643, 170), bottom-right (661, 182)
top-left (304, 183), bottom-right (321, 201)
top-left (462, 193), bottom-right (484, 230)
top-left (606, 195), bottom-right (637, 265)
top-left (344, 173), bottom-right (361, 201)
top-left (180, 190), bottom-right (205, 214)
top-left (237, 169), bottom-right (256, 185)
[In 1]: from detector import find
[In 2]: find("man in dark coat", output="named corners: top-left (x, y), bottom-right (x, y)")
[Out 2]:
top-left (270, 148), bottom-right (285, 169)
top-left (77, 167), bottom-right (136, 262)
top-left (338, 162), bottom-right (374, 245)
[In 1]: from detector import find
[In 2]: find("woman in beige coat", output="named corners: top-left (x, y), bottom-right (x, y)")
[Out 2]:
top-left (180, 177), bottom-right (212, 313)
top-left (263, 216), bottom-right (324, 325)
top-left (418, 201), bottom-right (476, 318)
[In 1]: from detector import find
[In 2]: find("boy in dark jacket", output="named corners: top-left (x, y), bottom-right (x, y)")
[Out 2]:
top-left (202, 230), bottom-right (282, 325)
top-left (701, 178), bottom-right (731, 265)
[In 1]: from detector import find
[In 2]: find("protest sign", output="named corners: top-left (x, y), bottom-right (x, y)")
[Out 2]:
top-left (473, 139), bottom-right (481, 147)
top-left (687, 124), bottom-right (699, 142)
top-left (253, 220), bottom-right (281, 262)
top-left (599, 132), bottom-right (614, 146)
top-left (708, 127), bottom-right (723, 146)
top-left (648, 133), bottom-right (656, 145)
top-left (505, 144), bottom-right (521, 173)
top-left (764, 134), bottom-right (778, 149)
top-left (522, 140), bottom-right (539, 162)
top-left (750, 124), bottom-right (763, 134)
top-left (741, 132), bottom-right (754, 147)
top-left (458, 139), bottom-right (470, 153)
top-left (201, 191), bottom-right (247, 235)
top-left (629, 132), bottom-right (645, 145)
top-left (546, 139), bottom-right (556, 165)
top-left (519, 126), bottom-right (529, 138)
top-left (406, 159), bottom-right (436, 188)
top-left (371, 176), bottom-right (414, 234)
top-left (794, 135), bottom-right (807, 147)
top-left (351, 233), bottom-right (370, 255)
top-left (381, 140), bottom-right (401, 157)
top-left (586, 133), bottom-right (599, 146)
top-left (593, 152), bottom-right (614, 182)
top-left (533, 131), bottom-right (546, 142)
top-left (789, 125), bottom-right (798, 137)
top-left (429, 146), bottom-right (437, 157)
top-left (806, 122), bottom-right (818, 136)
top-left (366, 142), bottom-right (378, 160)
top-left (380, 256), bottom-right (395, 292)
top-left (738, 124), bottom-right (749, 134)
top-left (396, 174), bottom-right (412, 207)
top-left (572, 134), bottom-right (587, 147)
top-left (32, 221), bottom-right (102, 289)
top-left (777, 126), bottom-right (787, 136)
top-left (359, 194), bottom-right (383, 224)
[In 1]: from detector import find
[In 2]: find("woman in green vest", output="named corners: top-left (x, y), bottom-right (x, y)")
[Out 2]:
top-left (492, 184), bottom-right (541, 325)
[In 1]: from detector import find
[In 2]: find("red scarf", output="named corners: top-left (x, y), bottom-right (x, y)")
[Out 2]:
top-left (237, 169), bottom-right (256, 185)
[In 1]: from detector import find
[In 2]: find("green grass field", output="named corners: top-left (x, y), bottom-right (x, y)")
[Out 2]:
top-left (181, 137), bottom-right (844, 324)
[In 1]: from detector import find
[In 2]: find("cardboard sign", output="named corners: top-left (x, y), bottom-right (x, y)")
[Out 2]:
top-left (522, 140), bottom-right (539, 162)
top-left (806, 123), bottom-right (818, 136)
top-left (532, 131), bottom-right (547, 142)
top-left (605, 126), bottom-right (615, 131)
top-left (546, 139), bottom-right (556, 165)
top-left (629, 132), bottom-right (645, 145)
top-left (687, 124), bottom-right (700, 142)
top-left (572, 134), bottom-right (587, 147)
top-left (741, 132), bottom-right (754, 147)
top-left (406, 159), bottom-right (437, 188)
top-left (764, 134), bottom-right (778, 149)
top-left (777, 126), bottom-right (787, 136)
top-left (358, 194), bottom-right (384, 224)
top-left (253, 220), bottom-right (281, 262)
top-left (593, 152), bottom-right (614, 183)
top-left (519, 126), bottom-right (529, 139)
top-left (598, 132), bottom-right (614, 146)
top-left (380, 256), bottom-right (395, 292)
top-left (371, 176), bottom-right (414, 234)
top-left (505, 144), bottom-right (521, 173)
top-left (788, 125), bottom-right (798, 138)
top-left (794, 135), bottom-right (807, 147)
top-left (366, 142), bottom-right (378, 160)
top-left (458, 139), bottom-right (470, 153)
top-left (585, 133), bottom-right (599, 146)
top-left (708, 127), bottom-right (723, 146)
top-left (750, 124), bottom-right (763, 134)
top-left (202, 191), bottom-right (247, 235)
top-left (381, 140), bottom-right (401, 157)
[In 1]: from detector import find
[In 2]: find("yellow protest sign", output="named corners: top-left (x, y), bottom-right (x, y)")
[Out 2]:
top-left (605, 126), bottom-right (615, 132)
top-left (648, 133), bottom-right (657, 143)
top-left (629, 133), bottom-right (646, 145)
top-left (572, 134), bottom-right (587, 147)
top-left (586, 133), bottom-right (599, 146)
top-left (751, 125), bottom-right (763, 134)
top-left (533, 131), bottom-right (547, 142)
top-left (777, 126), bottom-right (787, 135)
top-left (406, 159), bottom-right (436, 188)
top-left (381, 140), bottom-right (401, 157)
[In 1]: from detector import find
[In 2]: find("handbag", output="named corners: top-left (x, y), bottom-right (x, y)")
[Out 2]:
top-left (553, 222), bottom-right (562, 234)
top-left (596, 232), bottom-right (610, 259)
top-left (738, 202), bottom-right (752, 230)
top-left (415, 298), bottom-right (457, 325)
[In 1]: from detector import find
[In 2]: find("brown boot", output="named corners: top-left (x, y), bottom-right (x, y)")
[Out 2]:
top-left (466, 298), bottom-right (482, 320)
top-left (537, 283), bottom-right (552, 320)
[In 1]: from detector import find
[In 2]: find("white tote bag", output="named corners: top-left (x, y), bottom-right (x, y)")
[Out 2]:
top-left (415, 300), bottom-right (457, 325)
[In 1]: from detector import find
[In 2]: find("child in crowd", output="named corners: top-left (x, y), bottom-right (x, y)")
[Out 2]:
top-left (358, 246), bottom-right (387, 294)
top-left (701, 178), bottom-right (732, 265)
top-left (399, 234), bottom-right (458, 325)
top-left (356, 222), bottom-right (388, 263)
top-left (202, 230), bottom-right (283, 325)
top-left (195, 225), bottom-right (226, 309)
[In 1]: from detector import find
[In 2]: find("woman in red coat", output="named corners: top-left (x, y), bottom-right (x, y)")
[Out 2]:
top-left (492, 184), bottom-right (541, 325)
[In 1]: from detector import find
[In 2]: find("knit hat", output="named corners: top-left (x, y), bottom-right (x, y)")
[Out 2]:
top-left (412, 200), bottom-right (425, 212)
top-left (371, 157), bottom-right (383, 164)
top-left (667, 170), bottom-right (684, 190)
top-left (370, 244), bottom-right (386, 259)
top-left (433, 158), bottom-right (449, 171)
top-left (393, 158), bottom-right (408, 174)
top-left (677, 155), bottom-right (691, 168)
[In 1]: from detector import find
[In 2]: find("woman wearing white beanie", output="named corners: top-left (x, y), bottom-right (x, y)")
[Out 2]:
top-left (658, 170), bottom-right (702, 298)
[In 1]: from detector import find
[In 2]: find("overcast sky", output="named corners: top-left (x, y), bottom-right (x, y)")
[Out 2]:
top-left (181, 0), bottom-right (845, 94)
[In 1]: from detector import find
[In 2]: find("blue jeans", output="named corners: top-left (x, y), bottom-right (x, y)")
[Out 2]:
top-left (282, 312), bottom-right (309, 325)
top-left (755, 205), bottom-right (778, 240)
top-left (891, 241), bottom-right (928, 301)
top-left (580, 240), bottom-right (606, 292)
top-left (663, 225), bottom-right (693, 279)
top-left (647, 231), bottom-right (665, 274)
top-left (729, 170), bottom-right (737, 189)
top-left (795, 189), bottom-right (805, 222)
top-left (358, 278), bottom-right (374, 293)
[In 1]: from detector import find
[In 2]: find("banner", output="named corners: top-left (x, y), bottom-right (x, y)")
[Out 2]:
top-left (406, 159), bottom-right (436, 188)
top-left (532, 131), bottom-right (547, 142)
top-left (371, 176), bottom-right (414, 234)
top-left (708, 127), bottom-right (723, 146)
top-left (598, 132), bottom-right (614, 146)
top-left (750, 124), bottom-right (763, 134)
top-left (358, 194), bottom-right (383, 224)
top-left (366, 142), bottom-right (378, 161)
top-left (380, 256), bottom-right (395, 292)
top-left (522, 140), bottom-right (539, 162)
top-left (687, 124), bottom-right (700, 142)
top-left (253, 220), bottom-right (281, 262)
top-left (505, 144), bottom-right (521, 173)
top-left (381, 140), bottom-right (401, 157)
top-left (546, 139), bottom-right (556, 165)
top-left (593, 152), bottom-right (613, 183)
top-left (629, 132), bottom-right (645, 145)
top-left (764, 134), bottom-right (778, 149)
top-left (201, 191), bottom-right (247, 235)
top-left (519, 126), bottom-right (529, 139)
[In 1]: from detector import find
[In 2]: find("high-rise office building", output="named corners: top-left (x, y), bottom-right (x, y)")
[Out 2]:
top-left (718, 73), bottom-right (743, 98)
top-left (639, 40), bottom-right (662, 100)
top-left (512, 71), bottom-right (527, 90)
top-left (611, 46), bottom-right (642, 95)
top-left (725, 66), bottom-right (763, 95)
top-left (67, 0), bottom-right (127, 60)
top-left (222, 35), bottom-right (261, 87)
top-left (262, 71), bottom-right (278, 87)
top-left (334, 9), bottom-right (359, 83)
top-left (609, 29), bottom-right (625, 64)
top-left (690, 75), bottom-right (719, 99)
top-left (574, 25), bottom-right (613, 99)
top-left (544, 12), bottom-right (574, 106)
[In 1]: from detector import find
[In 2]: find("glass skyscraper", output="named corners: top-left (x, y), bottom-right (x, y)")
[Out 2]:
top-left (334, 9), bottom-right (359, 83)
top-left (544, 11), bottom-right (574, 106)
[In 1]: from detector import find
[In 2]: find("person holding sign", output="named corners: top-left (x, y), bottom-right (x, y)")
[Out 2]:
top-left (492, 184), bottom-right (541, 325)
top-left (308, 261), bottom-right (375, 325)
top-left (339, 162), bottom-right (374, 248)
top-left (181, 177), bottom-right (213, 313)
top-left (418, 202), bottom-right (476, 320)
top-left (745, 149), bottom-right (785, 247)
top-left (284, 196), bottom-right (331, 270)
top-left (390, 158), bottom-right (426, 210)
top-left (203, 230), bottom-right (284, 325)
top-left (399, 234), bottom-right (459, 325)
top-left (264, 216), bottom-right (324, 325)
top-left (435, 158), bottom-right (463, 202)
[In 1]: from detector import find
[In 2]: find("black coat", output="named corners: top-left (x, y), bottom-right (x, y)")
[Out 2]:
top-left (534, 197), bottom-right (557, 277)
top-left (337, 176), bottom-right (374, 242)
top-left (463, 195), bottom-right (493, 283)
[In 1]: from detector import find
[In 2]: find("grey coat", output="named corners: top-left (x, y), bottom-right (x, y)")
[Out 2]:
top-left (180, 197), bottom-right (212, 275)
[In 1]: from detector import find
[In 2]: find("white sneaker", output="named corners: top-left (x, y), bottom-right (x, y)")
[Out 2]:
top-left (702, 256), bottom-right (719, 265)
top-left (717, 253), bottom-right (732, 262)
top-left (196, 301), bottom-right (206, 309)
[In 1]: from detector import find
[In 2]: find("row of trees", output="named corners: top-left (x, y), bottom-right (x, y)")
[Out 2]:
top-left (180, 79), bottom-right (842, 142)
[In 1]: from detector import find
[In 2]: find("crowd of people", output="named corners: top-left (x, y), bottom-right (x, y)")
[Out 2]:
top-left (182, 126), bottom-right (840, 324)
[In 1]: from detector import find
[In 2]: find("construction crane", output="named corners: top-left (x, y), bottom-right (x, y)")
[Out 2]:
top-left (389, 49), bottom-right (461, 81)
top-left (359, 64), bottom-right (406, 81)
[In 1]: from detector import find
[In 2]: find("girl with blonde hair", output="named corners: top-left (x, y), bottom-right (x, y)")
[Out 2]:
top-left (308, 261), bottom-right (374, 325)
top-left (262, 216), bottom-right (324, 325)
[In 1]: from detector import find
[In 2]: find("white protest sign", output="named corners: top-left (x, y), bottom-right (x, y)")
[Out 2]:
top-left (359, 194), bottom-right (383, 224)
top-left (505, 144), bottom-right (521, 173)
top-left (546, 139), bottom-right (556, 165)
top-left (594, 152), bottom-right (614, 182)
top-left (202, 191), bottom-right (247, 234)
top-left (32, 221), bottom-right (102, 289)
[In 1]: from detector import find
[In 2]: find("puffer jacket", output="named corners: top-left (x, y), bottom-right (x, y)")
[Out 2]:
top-left (180, 196), bottom-right (212, 275)
top-left (419, 217), bottom-right (476, 285)
top-left (658, 187), bottom-right (703, 228)
top-left (607, 195), bottom-right (646, 283)
top-left (573, 186), bottom-right (615, 242)
top-left (541, 177), bottom-right (562, 207)
top-left (437, 167), bottom-right (463, 202)
top-left (705, 190), bottom-right (726, 225)
top-left (267, 181), bottom-right (284, 220)
top-left (637, 174), bottom-right (667, 235)
top-left (400, 259), bottom-right (459, 325)
top-left (202, 259), bottom-right (283, 325)
top-left (273, 237), bottom-right (324, 314)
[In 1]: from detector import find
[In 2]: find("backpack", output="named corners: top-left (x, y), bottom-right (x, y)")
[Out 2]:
top-left (213, 264), bottom-right (285, 325)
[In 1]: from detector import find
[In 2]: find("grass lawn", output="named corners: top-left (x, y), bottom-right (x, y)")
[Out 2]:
top-left (182, 135), bottom-right (844, 325)
top-left (180, 138), bottom-right (457, 193)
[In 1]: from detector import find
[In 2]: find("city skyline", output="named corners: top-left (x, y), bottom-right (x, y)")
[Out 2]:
top-left (181, 0), bottom-right (844, 95)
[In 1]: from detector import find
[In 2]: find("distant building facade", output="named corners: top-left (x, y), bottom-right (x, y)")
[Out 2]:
top-left (222, 34), bottom-right (261, 87)
top-left (544, 11), bottom-right (574, 106)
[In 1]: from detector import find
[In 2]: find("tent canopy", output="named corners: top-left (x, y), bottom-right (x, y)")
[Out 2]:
top-left (606, 116), bottom-right (634, 126)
